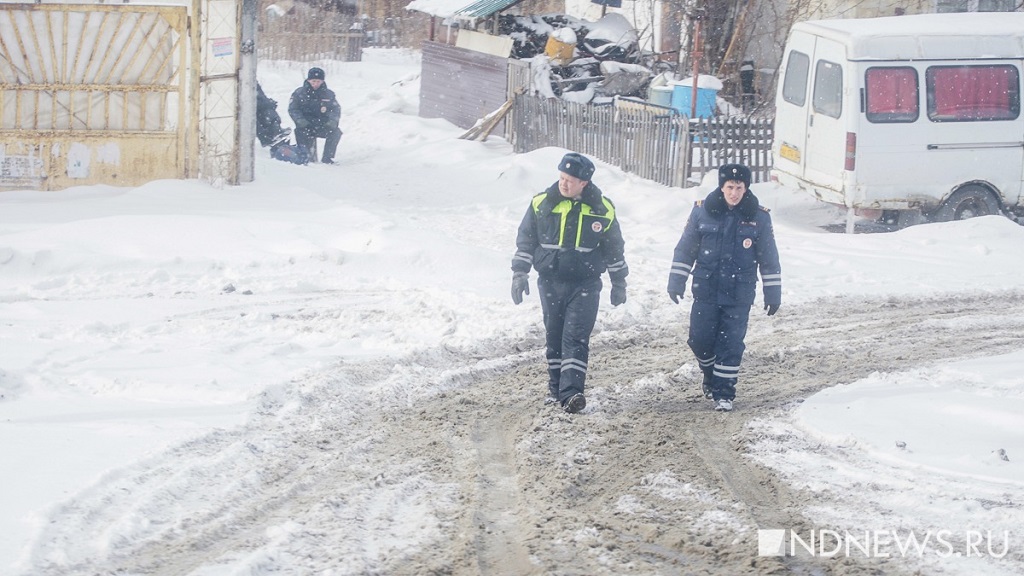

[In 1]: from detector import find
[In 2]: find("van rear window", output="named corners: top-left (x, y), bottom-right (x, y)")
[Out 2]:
top-left (813, 60), bottom-right (843, 118)
top-left (866, 67), bottom-right (919, 123)
top-left (782, 51), bottom-right (809, 106)
top-left (926, 65), bottom-right (1020, 122)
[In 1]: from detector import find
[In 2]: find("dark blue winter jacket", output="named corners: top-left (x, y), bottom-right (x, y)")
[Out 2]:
top-left (287, 80), bottom-right (341, 131)
top-left (512, 182), bottom-right (628, 283)
top-left (668, 189), bottom-right (781, 306)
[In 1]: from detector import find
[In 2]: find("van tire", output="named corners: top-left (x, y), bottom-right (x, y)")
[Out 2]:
top-left (932, 185), bottom-right (1002, 222)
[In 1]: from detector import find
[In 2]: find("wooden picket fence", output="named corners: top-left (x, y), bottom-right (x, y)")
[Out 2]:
top-left (511, 95), bottom-right (690, 188)
top-left (509, 93), bottom-right (774, 187)
top-left (689, 116), bottom-right (775, 184)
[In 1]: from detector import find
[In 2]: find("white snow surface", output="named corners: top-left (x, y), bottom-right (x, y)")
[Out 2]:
top-left (2, 48), bottom-right (1024, 572)
top-left (676, 74), bottom-right (725, 91)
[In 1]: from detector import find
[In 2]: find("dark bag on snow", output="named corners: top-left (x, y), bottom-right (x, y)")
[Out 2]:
top-left (270, 142), bottom-right (310, 165)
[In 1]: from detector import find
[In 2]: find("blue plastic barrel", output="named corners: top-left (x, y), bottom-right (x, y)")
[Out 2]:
top-left (671, 84), bottom-right (717, 118)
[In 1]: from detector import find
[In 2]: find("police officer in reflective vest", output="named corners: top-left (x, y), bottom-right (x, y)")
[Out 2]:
top-left (667, 164), bottom-right (781, 412)
top-left (511, 153), bottom-right (629, 414)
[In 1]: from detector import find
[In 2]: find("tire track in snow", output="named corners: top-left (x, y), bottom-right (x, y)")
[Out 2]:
top-left (18, 291), bottom-right (1024, 575)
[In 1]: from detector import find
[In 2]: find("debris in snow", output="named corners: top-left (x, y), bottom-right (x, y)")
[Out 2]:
top-left (498, 13), bottom-right (656, 103)
top-left (895, 440), bottom-right (906, 449)
top-left (222, 283), bottom-right (236, 293)
top-left (580, 13), bottom-right (638, 61)
top-left (997, 448), bottom-right (1010, 461)
top-left (552, 27), bottom-right (576, 44)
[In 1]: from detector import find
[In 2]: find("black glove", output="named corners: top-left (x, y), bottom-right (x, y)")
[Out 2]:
top-left (610, 281), bottom-right (627, 306)
top-left (511, 272), bottom-right (529, 305)
top-left (765, 303), bottom-right (780, 316)
top-left (668, 289), bottom-right (685, 304)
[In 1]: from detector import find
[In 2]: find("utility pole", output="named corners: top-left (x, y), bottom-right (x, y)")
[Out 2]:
top-left (689, 7), bottom-right (706, 118)
top-left (238, 0), bottom-right (258, 183)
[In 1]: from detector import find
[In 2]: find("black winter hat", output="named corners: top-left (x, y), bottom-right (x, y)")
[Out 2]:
top-left (307, 67), bottom-right (325, 80)
top-left (718, 163), bottom-right (751, 188)
top-left (558, 152), bottom-right (595, 181)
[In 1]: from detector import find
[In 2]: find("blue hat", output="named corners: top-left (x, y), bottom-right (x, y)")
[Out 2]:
top-left (307, 67), bottom-right (325, 80)
top-left (718, 164), bottom-right (751, 188)
top-left (558, 153), bottom-right (595, 181)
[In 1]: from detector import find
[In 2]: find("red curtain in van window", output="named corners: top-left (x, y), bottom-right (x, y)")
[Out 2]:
top-left (866, 68), bottom-right (917, 121)
top-left (931, 66), bottom-right (1015, 120)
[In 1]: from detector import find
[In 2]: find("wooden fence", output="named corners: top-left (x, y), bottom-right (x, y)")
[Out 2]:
top-left (511, 95), bottom-right (690, 188)
top-left (258, 10), bottom-right (364, 61)
top-left (509, 93), bottom-right (774, 188)
top-left (688, 117), bottom-right (775, 184)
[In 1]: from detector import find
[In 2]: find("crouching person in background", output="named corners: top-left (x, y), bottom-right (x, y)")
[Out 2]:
top-left (288, 67), bottom-right (342, 165)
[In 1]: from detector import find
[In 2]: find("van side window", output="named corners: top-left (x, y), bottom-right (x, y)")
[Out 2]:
top-left (812, 60), bottom-right (843, 118)
top-left (926, 65), bottom-right (1020, 122)
top-left (782, 51), bottom-right (810, 106)
top-left (865, 67), bottom-right (919, 123)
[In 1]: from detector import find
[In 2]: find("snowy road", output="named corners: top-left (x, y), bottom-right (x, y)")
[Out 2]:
top-left (22, 291), bottom-right (1024, 575)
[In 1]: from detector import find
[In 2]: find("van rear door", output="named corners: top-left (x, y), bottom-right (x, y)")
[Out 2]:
top-left (803, 38), bottom-right (847, 195)
top-left (773, 32), bottom-right (814, 186)
top-left (773, 32), bottom-right (847, 203)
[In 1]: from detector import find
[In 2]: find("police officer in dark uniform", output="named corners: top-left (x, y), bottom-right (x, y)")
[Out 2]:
top-left (288, 67), bottom-right (342, 164)
top-left (256, 83), bottom-right (291, 148)
top-left (511, 153), bottom-right (629, 414)
top-left (667, 164), bottom-right (781, 412)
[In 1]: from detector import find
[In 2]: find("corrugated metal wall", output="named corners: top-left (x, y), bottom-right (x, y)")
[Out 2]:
top-left (419, 40), bottom-right (510, 136)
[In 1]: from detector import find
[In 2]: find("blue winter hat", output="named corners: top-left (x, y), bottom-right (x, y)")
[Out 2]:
top-left (558, 152), bottom-right (595, 181)
top-left (307, 67), bottom-right (325, 80)
top-left (718, 163), bottom-right (751, 188)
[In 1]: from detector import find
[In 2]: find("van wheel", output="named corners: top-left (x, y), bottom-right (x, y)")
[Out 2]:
top-left (933, 185), bottom-right (1002, 222)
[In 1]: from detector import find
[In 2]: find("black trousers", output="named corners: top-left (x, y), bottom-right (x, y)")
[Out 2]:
top-left (538, 276), bottom-right (602, 403)
top-left (295, 125), bottom-right (342, 162)
top-left (687, 299), bottom-right (750, 401)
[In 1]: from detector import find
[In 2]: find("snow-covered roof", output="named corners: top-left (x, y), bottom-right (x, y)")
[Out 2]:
top-left (405, 0), bottom-right (526, 19)
top-left (793, 12), bottom-right (1024, 61)
top-left (456, 0), bottom-right (526, 19)
top-left (405, 0), bottom-right (472, 18)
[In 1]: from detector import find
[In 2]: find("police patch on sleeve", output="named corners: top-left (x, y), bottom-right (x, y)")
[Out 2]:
top-left (742, 238), bottom-right (753, 249)
top-left (592, 221), bottom-right (603, 232)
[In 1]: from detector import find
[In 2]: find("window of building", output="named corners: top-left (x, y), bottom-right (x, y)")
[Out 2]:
top-left (936, 0), bottom-right (1017, 12)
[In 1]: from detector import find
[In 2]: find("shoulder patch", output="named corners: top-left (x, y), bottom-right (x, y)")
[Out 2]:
top-left (695, 200), bottom-right (704, 207)
top-left (760, 205), bottom-right (771, 213)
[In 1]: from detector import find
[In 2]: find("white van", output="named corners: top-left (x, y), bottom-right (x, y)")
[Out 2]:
top-left (771, 13), bottom-right (1024, 226)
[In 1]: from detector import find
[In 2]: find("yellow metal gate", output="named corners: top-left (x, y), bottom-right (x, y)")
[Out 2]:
top-left (0, 4), bottom-right (190, 190)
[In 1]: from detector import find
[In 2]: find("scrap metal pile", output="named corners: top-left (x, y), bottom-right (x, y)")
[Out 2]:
top-left (497, 12), bottom-right (670, 103)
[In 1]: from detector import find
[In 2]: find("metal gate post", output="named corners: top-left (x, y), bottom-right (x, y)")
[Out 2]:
top-left (238, 0), bottom-right (257, 183)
